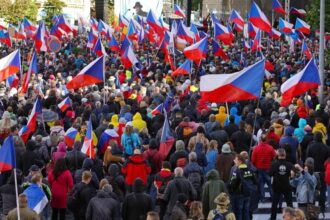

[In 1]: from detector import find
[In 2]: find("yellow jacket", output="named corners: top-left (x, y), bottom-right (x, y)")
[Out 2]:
top-left (110, 114), bottom-right (119, 128)
top-left (313, 122), bottom-right (327, 143)
top-left (215, 106), bottom-right (228, 127)
top-left (132, 112), bottom-right (147, 132)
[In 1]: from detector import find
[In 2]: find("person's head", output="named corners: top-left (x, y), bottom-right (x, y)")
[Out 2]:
top-left (175, 140), bottom-right (185, 152)
top-left (29, 164), bottom-right (40, 176)
top-left (162, 161), bottom-right (171, 170)
top-left (196, 126), bottom-right (205, 136)
top-left (221, 143), bottom-right (231, 154)
top-left (99, 178), bottom-right (109, 189)
top-left (189, 201), bottom-right (203, 218)
top-left (209, 140), bottom-right (218, 150)
top-left (209, 114), bottom-right (216, 122)
top-left (313, 131), bottom-right (323, 142)
top-left (102, 184), bottom-right (113, 193)
top-left (174, 167), bottom-right (183, 177)
top-left (277, 148), bottom-right (286, 159)
top-left (125, 122), bottom-right (133, 134)
top-left (82, 171), bottom-right (92, 184)
top-left (133, 178), bottom-right (145, 193)
top-left (53, 158), bottom-right (68, 179)
top-left (18, 194), bottom-right (28, 208)
top-left (31, 173), bottom-right (42, 185)
top-left (294, 208), bottom-right (305, 220)
top-left (146, 211), bottom-right (160, 220)
top-left (240, 151), bottom-right (249, 161)
top-left (282, 207), bottom-right (296, 220)
top-left (234, 154), bottom-right (245, 166)
top-left (315, 117), bottom-right (323, 124)
top-left (148, 138), bottom-right (158, 150)
top-left (238, 121), bottom-right (246, 130)
top-left (188, 152), bottom-right (197, 162)
top-left (260, 133), bottom-right (267, 143)
top-left (214, 192), bottom-right (230, 208)
top-left (304, 157), bottom-right (315, 173)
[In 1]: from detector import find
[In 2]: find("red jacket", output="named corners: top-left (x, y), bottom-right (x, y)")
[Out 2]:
top-left (154, 168), bottom-right (173, 191)
top-left (324, 160), bottom-right (330, 185)
top-left (251, 142), bottom-right (276, 170)
top-left (122, 154), bottom-right (151, 186)
top-left (48, 170), bottom-right (74, 208)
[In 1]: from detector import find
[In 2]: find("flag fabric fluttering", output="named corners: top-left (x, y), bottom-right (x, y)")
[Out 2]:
top-left (35, 21), bottom-right (48, 53)
top-left (98, 129), bottom-right (119, 154)
top-left (0, 136), bottom-right (16, 172)
top-left (183, 37), bottom-right (208, 61)
top-left (200, 59), bottom-right (265, 103)
top-left (214, 23), bottom-right (233, 45)
top-left (301, 40), bottom-right (312, 60)
top-left (280, 58), bottom-right (320, 106)
top-left (0, 30), bottom-right (12, 47)
top-left (279, 18), bottom-right (294, 34)
top-left (93, 37), bottom-right (107, 57)
top-left (272, 0), bottom-right (286, 14)
top-left (58, 97), bottom-right (72, 112)
top-left (22, 52), bottom-right (37, 93)
top-left (81, 117), bottom-right (96, 158)
top-left (290, 7), bottom-right (307, 16)
top-left (172, 59), bottom-right (192, 76)
top-left (66, 56), bottom-right (104, 89)
top-left (249, 2), bottom-right (271, 33)
top-left (295, 18), bottom-right (310, 35)
top-left (121, 46), bottom-right (139, 69)
top-left (212, 39), bottom-right (229, 60)
top-left (158, 111), bottom-right (175, 160)
top-left (174, 4), bottom-right (186, 18)
top-left (229, 10), bottom-right (245, 26)
top-left (24, 184), bottom-right (48, 214)
top-left (0, 50), bottom-right (21, 82)
top-left (64, 127), bottom-right (78, 148)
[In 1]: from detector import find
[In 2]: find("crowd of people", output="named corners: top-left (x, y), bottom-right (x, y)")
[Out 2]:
top-left (0, 12), bottom-right (330, 220)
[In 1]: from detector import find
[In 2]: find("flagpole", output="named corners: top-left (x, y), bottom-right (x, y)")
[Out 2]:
top-left (13, 168), bottom-right (21, 220)
top-left (249, 91), bottom-right (262, 155)
top-left (319, 0), bottom-right (325, 104)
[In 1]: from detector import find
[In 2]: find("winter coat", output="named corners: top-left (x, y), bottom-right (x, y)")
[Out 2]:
top-left (230, 129), bottom-right (252, 153)
top-left (205, 149), bottom-right (218, 174)
top-left (307, 141), bottom-right (330, 172)
top-left (228, 164), bottom-right (256, 195)
top-left (163, 176), bottom-right (197, 214)
top-left (294, 118), bottom-right (307, 143)
top-left (74, 158), bottom-right (100, 189)
top-left (188, 135), bottom-right (210, 152)
top-left (154, 168), bottom-right (174, 194)
top-left (216, 153), bottom-right (235, 183)
top-left (169, 151), bottom-right (188, 170)
top-left (48, 169), bottom-right (74, 208)
top-left (202, 170), bottom-right (228, 218)
top-left (7, 207), bottom-right (39, 220)
top-left (74, 182), bottom-right (97, 219)
top-left (205, 121), bottom-right (220, 136)
top-left (21, 142), bottom-right (42, 176)
top-left (110, 114), bottom-right (119, 128)
top-left (65, 147), bottom-right (87, 173)
top-left (215, 106), bottom-right (228, 127)
top-left (224, 107), bottom-right (241, 125)
top-left (224, 123), bottom-right (239, 138)
top-left (325, 160), bottom-right (330, 185)
top-left (251, 142), bottom-right (276, 170)
top-left (183, 162), bottom-right (203, 178)
top-left (279, 127), bottom-right (299, 163)
top-left (143, 149), bottom-right (162, 174)
top-left (122, 192), bottom-right (153, 220)
top-left (132, 112), bottom-right (147, 132)
top-left (121, 154), bottom-right (151, 185)
top-left (86, 190), bottom-right (121, 220)
top-left (209, 129), bottom-right (229, 148)
top-left (52, 142), bottom-right (67, 162)
top-left (290, 171), bottom-right (317, 204)
top-left (121, 132), bottom-right (141, 156)
top-left (105, 164), bottom-right (126, 202)
top-left (313, 122), bottom-right (327, 143)
top-left (171, 202), bottom-right (188, 220)
top-left (0, 182), bottom-right (23, 215)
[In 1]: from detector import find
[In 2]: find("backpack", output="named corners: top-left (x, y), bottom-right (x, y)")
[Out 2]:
top-left (212, 210), bottom-right (229, 220)
top-left (188, 171), bottom-right (202, 192)
top-left (176, 157), bottom-right (188, 168)
top-left (67, 185), bottom-right (81, 212)
top-left (157, 175), bottom-right (172, 195)
top-left (238, 168), bottom-right (258, 197)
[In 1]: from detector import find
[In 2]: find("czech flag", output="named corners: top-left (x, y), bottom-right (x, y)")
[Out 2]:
top-left (265, 60), bottom-right (275, 72)
top-left (200, 59), bottom-right (265, 103)
top-left (290, 7), bottom-right (306, 16)
top-left (211, 14), bottom-right (220, 26)
top-left (58, 97), bottom-right (72, 112)
top-left (35, 21), bottom-right (48, 53)
top-left (22, 17), bottom-right (37, 32)
top-left (190, 23), bottom-right (200, 42)
top-left (93, 37), bottom-right (107, 57)
top-left (87, 29), bottom-right (98, 49)
top-left (0, 30), bottom-right (12, 47)
top-left (251, 29), bottom-right (262, 52)
top-left (127, 20), bottom-right (138, 41)
top-left (302, 40), bottom-right (312, 60)
top-left (279, 18), bottom-right (294, 34)
top-left (119, 14), bottom-right (129, 28)
top-left (183, 37), bottom-right (208, 61)
top-left (64, 127), bottom-right (78, 147)
top-left (57, 15), bottom-right (72, 33)
top-left (6, 75), bottom-right (19, 89)
top-left (234, 23), bottom-right (244, 32)
top-left (11, 24), bottom-right (26, 40)
top-left (229, 10), bottom-right (245, 26)
top-left (272, 0), bottom-right (285, 14)
top-left (280, 58), bottom-right (319, 106)
top-left (66, 56), bottom-right (104, 90)
top-left (81, 117), bottom-right (95, 158)
top-left (146, 10), bottom-right (164, 36)
top-left (19, 97), bottom-right (42, 143)
top-left (248, 22), bottom-right (258, 38)
top-left (177, 21), bottom-right (194, 45)
top-left (0, 136), bottom-right (16, 172)
top-left (214, 23), bottom-right (233, 45)
top-left (108, 34), bottom-right (120, 52)
top-left (24, 183), bottom-right (48, 214)
top-left (249, 1), bottom-right (271, 33)
top-left (172, 59), bottom-right (192, 76)
top-left (90, 17), bottom-right (99, 31)
top-left (212, 39), bottom-right (229, 60)
top-left (295, 18), bottom-right (310, 34)
top-left (174, 4), bottom-right (186, 18)
top-left (98, 19), bottom-right (111, 36)
top-left (98, 129), bottom-right (119, 154)
top-left (243, 40), bottom-right (251, 51)
top-left (22, 52), bottom-right (37, 93)
top-left (121, 46), bottom-right (139, 69)
top-left (151, 103), bottom-right (164, 115)
top-left (269, 28), bottom-right (282, 39)
top-left (120, 36), bottom-right (131, 55)
top-left (0, 50), bottom-right (21, 82)
top-left (159, 111), bottom-right (175, 160)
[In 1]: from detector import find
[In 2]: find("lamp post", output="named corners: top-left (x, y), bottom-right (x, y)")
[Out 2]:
top-left (187, 0), bottom-right (192, 26)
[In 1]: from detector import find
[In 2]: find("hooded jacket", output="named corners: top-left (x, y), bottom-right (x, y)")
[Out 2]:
top-left (121, 154), bottom-right (151, 185)
top-left (224, 107), bottom-right (241, 125)
top-left (132, 112), bottom-right (147, 132)
top-left (312, 122), bottom-right (327, 144)
top-left (215, 106), bottom-right (228, 127)
top-left (52, 142), bottom-right (67, 162)
top-left (110, 114), bottom-right (119, 128)
top-left (294, 118), bottom-right (307, 143)
top-left (279, 127), bottom-right (299, 163)
top-left (106, 164), bottom-right (126, 202)
top-left (74, 158), bottom-right (100, 189)
top-left (251, 142), bottom-right (276, 170)
top-left (202, 170), bottom-right (228, 218)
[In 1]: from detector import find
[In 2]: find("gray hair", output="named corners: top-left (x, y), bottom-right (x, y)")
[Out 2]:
top-left (175, 140), bottom-right (185, 152)
top-left (189, 152), bottom-right (197, 162)
top-left (174, 167), bottom-right (183, 177)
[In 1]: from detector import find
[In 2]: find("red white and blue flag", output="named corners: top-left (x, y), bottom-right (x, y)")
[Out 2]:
top-left (290, 7), bottom-right (306, 16)
top-left (22, 17), bottom-right (37, 32)
top-left (295, 18), bottom-right (310, 35)
top-left (229, 10), bottom-right (245, 26)
top-left (172, 59), bottom-right (192, 76)
top-left (270, 28), bottom-right (282, 39)
top-left (212, 39), bottom-right (229, 60)
top-left (81, 117), bottom-right (95, 158)
top-left (248, 22), bottom-right (258, 38)
top-left (0, 30), bottom-right (12, 47)
top-left (35, 21), bottom-right (48, 53)
top-left (58, 97), bottom-right (72, 112)
top-left (214, 23), bottom-right (233, 45)
top-left (0, 50), bottom-right (21, 82)
top-left (6, 75), bottom-right (19, 89)
top-left (121, 46), bottom-right (139, 69)
top-left (0, 136), bottom-right (16, 172)
top-left (66, 56), bottom-right (104, 89)
top-left (98, 129), bottom-right (119, 154)
top-left (272, 0), bottom-right (285, 14)
top-left (19, 97), bottom-right (42, 143)
top-left (251, 29), bottom-right (262, 52)
top-left (280, 58), bottom-right (319, 106)
top-left (200, 59), bottom-right (265, 103)
top-left (108, 34), bottom-right (120, 52)
top-left (57, 15), bottom-right (73, 33)
top-left (22, 52), bottom-right (37, 93)
top-left (183, 37), bottom-right (208, 61)
top-left (174, 4), bottom-right (186, 18)
top-left (249, 2), bottom-right (271, 33)
top-left (279, 18), bottom-right (294, 34)
top-left (177, 21), bottom-right (194, 45)
top-left (64, 127), bottom-right (78, 148)
top-left (93, 37), bottom-right (107, 57)
top-left (159, 111), bottom-right (175, 160)
top-left (301, 40), bottom-right (312, 60)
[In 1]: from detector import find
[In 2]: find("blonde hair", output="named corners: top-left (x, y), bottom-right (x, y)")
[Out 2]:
top-left (189, 201), bottom-right (204, 219)
top-left (209, 140), bottom-right (218, 150)
top-left (99, 178), bottom-right (109, 189)
top-left (294, 208), bottom-right (305, 220)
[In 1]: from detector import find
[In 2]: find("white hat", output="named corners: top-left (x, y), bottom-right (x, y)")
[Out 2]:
top-left (125, 121), bottom-right (133, 127)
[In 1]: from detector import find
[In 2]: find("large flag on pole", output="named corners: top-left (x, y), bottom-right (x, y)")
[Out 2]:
top-left (0, 50), bottom-right (21, 82)
top-left (0, 136), bottom-right (16, 172)
top-left (159, 111), bottom-right (175, 160)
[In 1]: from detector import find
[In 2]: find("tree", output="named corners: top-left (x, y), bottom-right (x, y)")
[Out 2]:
top-left (306, 0), bottom-right (330, 32)
top-left (1, 0), bottom-right (38, 24)
top-left (43, 0), bottom-right (66, 26)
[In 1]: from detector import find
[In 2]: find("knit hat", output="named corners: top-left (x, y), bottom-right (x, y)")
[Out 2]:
top-left (214, 192), bottom-right (230, 206)
top-left (221, 143), bottom-right (231, 153)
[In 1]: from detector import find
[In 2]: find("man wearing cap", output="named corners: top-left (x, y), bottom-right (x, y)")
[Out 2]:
top-left (216, 143), bottom-right (235, 183)
top-left (207, 192), bottom-right (236, 220)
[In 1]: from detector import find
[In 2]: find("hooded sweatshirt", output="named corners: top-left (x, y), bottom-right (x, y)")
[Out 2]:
top-left (132, 112), bottom-right (147, 132)
top-left (294, 118), bottom-right (307, 143)
top-left (110, 114), bottom-right (119, 128)
top-left (122, 154), bottom-right (151, 185)
top-left (215, 106), bottom-right (228, 127)
top-left (225, 107), bottom-right (241, 125)
top-left (313, 122), bottom-right (327, 144)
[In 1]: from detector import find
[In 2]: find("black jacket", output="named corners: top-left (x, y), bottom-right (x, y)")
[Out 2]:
top-left (306, 141), bottom-right (330, 172)
top-left (0, 183), bottom-right (23, 215)
top-left (230, 129), bottom-right (252, 153)
top-left (75, 182), bottom-right (97, 219)
top-left (169, 151), bottom-right (188, 170)
top-left (74, 158), bottom-right (100, 189)
top-left (269, 159), bottom-right (293, 193)
top-left (86, 190), bottom-right (121, 220)
top-left (122, 192), bottom-right (153, 220)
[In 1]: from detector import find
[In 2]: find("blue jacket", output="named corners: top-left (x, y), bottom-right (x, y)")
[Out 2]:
top-left (183, 162), bottom-right (203, 178)
top-left (290, 171), bottom-right (317, 204)
top-left (294, 118), bottom-right (307, 143)
top-left (121, 133), bottom-right (141, 156)
top-left (225, 107), bottom-right (241, 125)
top-left (204, 149), bottom-right (218, 174)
